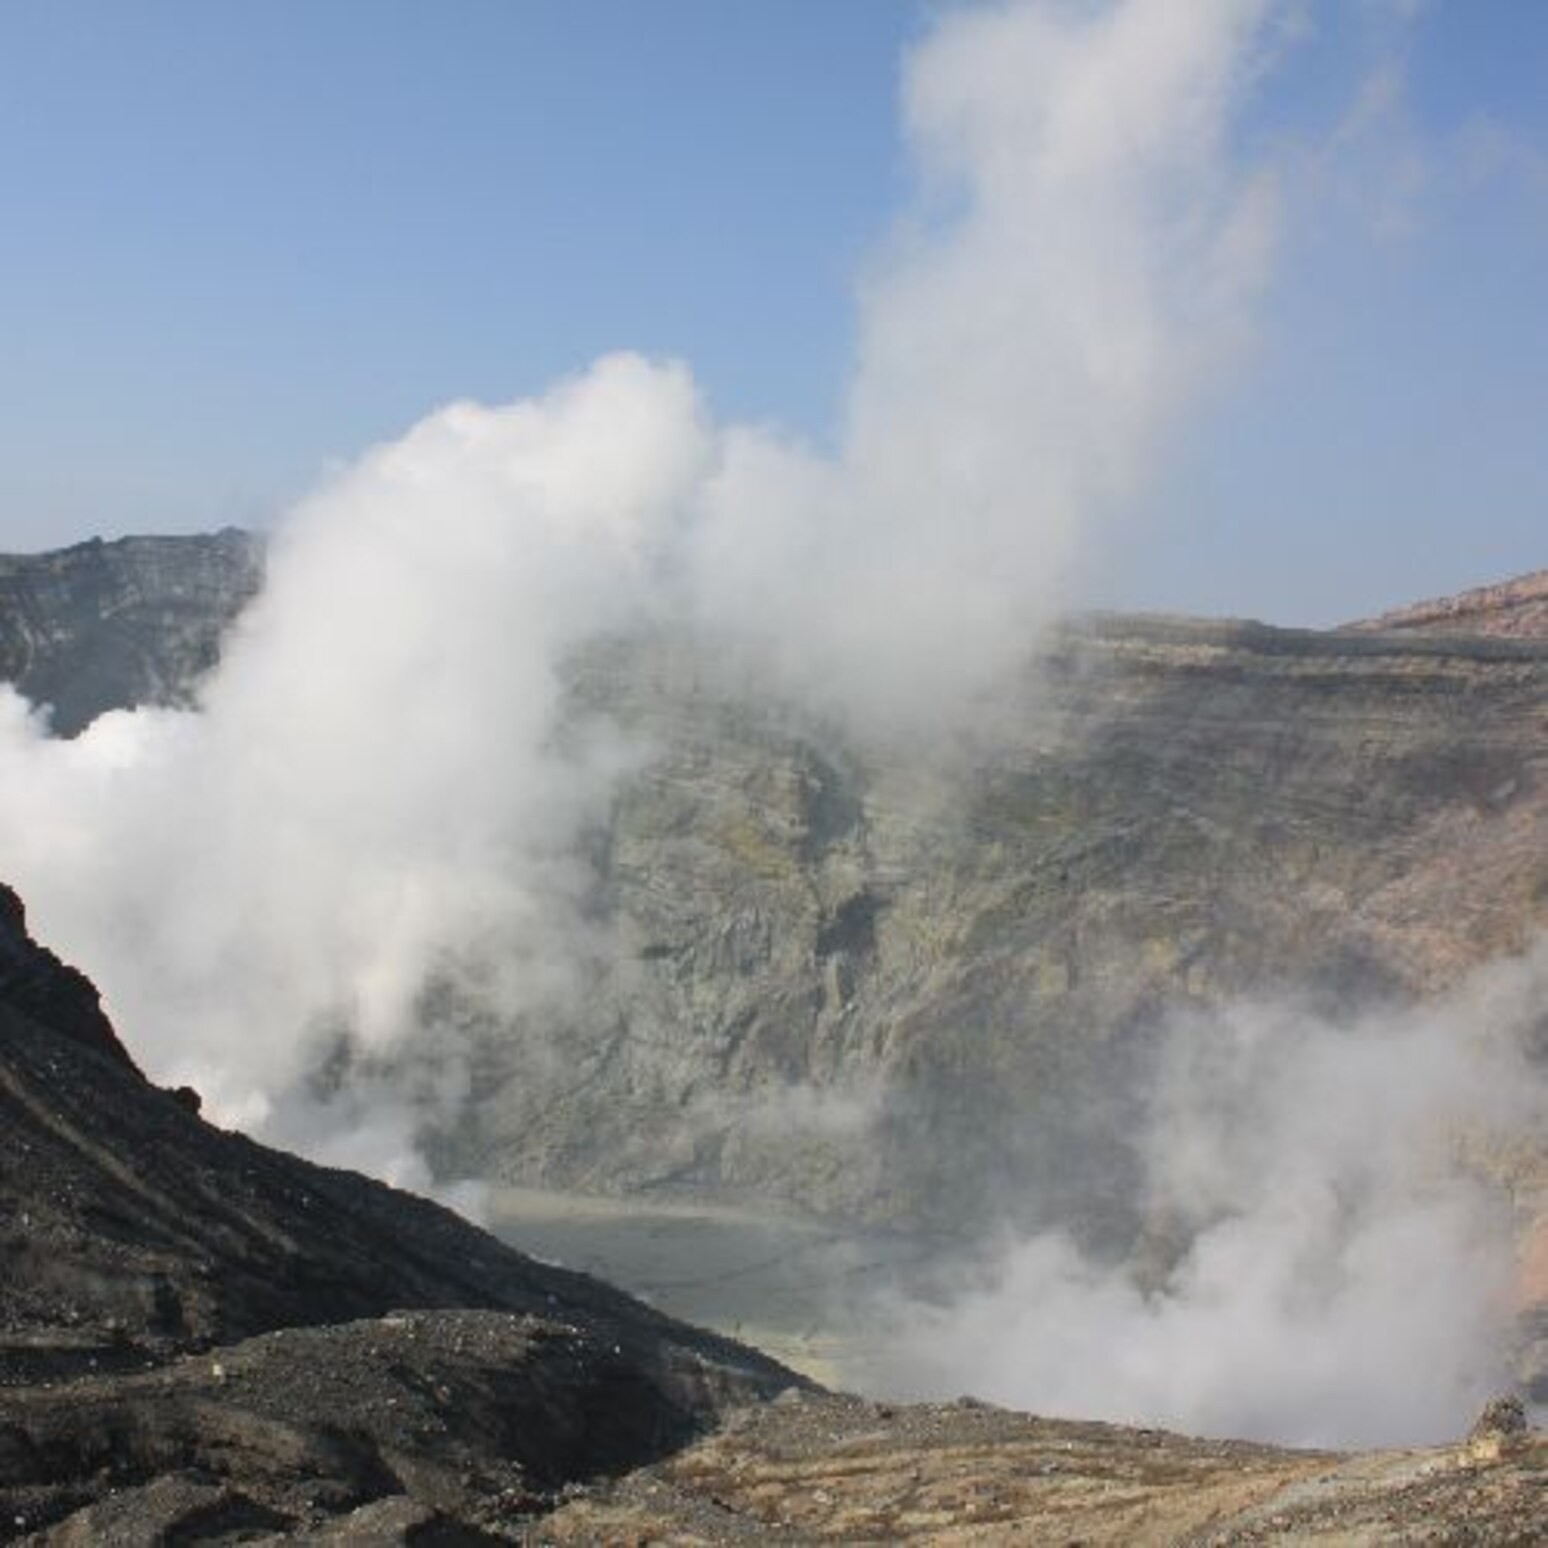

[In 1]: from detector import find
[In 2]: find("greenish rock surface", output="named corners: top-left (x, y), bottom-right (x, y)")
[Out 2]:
top-left (455, 616), bottom-right (1548, 1247)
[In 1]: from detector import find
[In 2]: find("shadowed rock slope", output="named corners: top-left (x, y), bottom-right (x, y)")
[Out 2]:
top-left (0, 885), bottom-right (799, 1541)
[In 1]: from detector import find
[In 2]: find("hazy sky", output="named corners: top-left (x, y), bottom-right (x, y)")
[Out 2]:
top-left (1, 0), bottom-right (1543, 623)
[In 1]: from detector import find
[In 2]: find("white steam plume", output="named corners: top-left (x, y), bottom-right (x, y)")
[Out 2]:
top-left (0, 355), bottom-right (711, 1176)
top-left (0, 0), bottom-right (1289, 1166)
top-left (871, 945), bottom-right (1548, 1449)
top-left (693, 0), bottom-right (1278, 718)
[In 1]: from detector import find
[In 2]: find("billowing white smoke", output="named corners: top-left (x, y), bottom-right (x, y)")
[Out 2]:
top-left (0, 0), bottom-right (1279, 1146)
top-left (694, 0), bottom-right (1277, 717)
top-left (0, 356), bottom-right (712, 1183)
top-left (873, 946), bottom-right (1548, 1449)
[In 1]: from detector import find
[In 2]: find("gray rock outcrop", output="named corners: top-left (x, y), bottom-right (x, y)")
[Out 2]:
top-left (0, 529), bottom-right (262, 734)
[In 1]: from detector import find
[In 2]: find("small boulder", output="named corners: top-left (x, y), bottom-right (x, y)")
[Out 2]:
top-left (1465, 1394), bottom-right (1528, 1462)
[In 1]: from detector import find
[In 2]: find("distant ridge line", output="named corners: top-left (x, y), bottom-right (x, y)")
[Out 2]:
top-left (1343, 567), bottom-right (1548, 640)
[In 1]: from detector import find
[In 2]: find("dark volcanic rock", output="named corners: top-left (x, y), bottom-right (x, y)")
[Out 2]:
top-left (0, 884), bottom-right (136, 1077)
top-left (0, 529), bottom-right (262, 734)
top-left (4, 1312), bottom-right (754, 1541)
top-left (0, 889), bottom-right (798, 1540)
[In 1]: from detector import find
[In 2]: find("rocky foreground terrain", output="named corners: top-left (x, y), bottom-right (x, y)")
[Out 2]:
top-left (0, 880), bottom-right (801, 1540)
top-left (537, 1390), bottom-right (1546, 1543)
top-left (1, 884), bottom-right (1544, 1543)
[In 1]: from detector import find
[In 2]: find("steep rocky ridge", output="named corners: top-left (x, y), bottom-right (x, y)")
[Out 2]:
top-left (0, 529), bottom-right (262, 735)
top-left (0, 884), bottom-right (798, 1539)
top-left (0, 885), bottom-right (139, 1079)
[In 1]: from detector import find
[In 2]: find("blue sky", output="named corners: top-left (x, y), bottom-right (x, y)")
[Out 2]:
top-left (0, 0), bottom-right (1544, 624)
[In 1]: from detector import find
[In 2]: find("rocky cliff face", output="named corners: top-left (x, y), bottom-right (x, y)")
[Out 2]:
top-left (0, 529), bottom-right (262, 735)
top-left (457, 616), bottom-right (1548, 1248)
